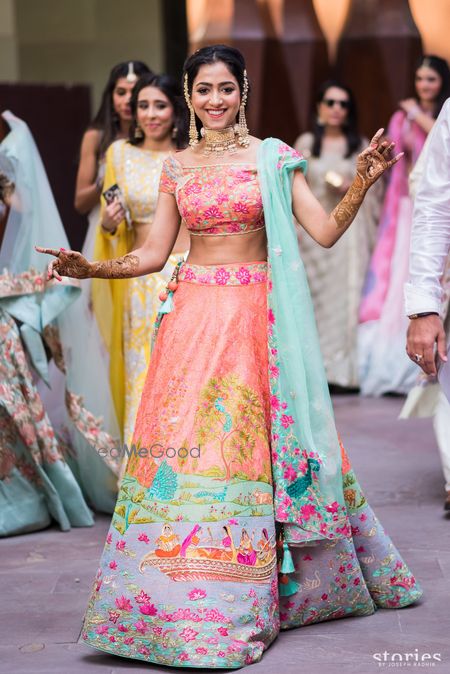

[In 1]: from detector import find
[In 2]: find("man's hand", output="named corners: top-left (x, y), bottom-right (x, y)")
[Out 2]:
top-left (406, 314), bottom-right (448, 375)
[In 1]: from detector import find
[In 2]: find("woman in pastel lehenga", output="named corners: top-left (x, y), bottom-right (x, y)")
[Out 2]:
top-left (39, 45), bottom-right (422, 669)
top-left (359, 55), bottom-right (450, 396)
top-left (92, 73), bottom-right (190, 450)
top-left (0, 111), bottom-right (120, 535)
top-left (295, 81), bottom-right (381, 390)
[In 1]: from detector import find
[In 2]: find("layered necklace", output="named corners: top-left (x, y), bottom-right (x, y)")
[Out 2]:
top-left (200, 125), bottom-right (241, 155)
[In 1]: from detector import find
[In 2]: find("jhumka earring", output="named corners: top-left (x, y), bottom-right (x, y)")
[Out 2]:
top-left (134, 124), bottom-right (144, 140)
top-left (235, 69), bottom-right (250, 148)
top-left (184, 73), bottom-right (199, 148)
top-left (172, 126), bottom-right (178, 139)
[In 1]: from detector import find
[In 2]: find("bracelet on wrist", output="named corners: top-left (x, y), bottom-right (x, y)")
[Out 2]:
top-left (101, 222), bottom-right (117, 235)
top-left (408, 311), bottom-right (439, 319)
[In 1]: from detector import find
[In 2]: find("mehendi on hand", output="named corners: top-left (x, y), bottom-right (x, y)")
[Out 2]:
top-left (331, 128), bottom-right (402, 229)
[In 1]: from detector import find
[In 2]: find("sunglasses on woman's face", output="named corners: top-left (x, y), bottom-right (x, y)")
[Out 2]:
top-left (323, 98), bottom-right (350, 109)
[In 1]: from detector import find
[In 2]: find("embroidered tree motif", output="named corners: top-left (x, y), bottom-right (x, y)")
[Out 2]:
top-left (195, 374), bottom-right (267, 481)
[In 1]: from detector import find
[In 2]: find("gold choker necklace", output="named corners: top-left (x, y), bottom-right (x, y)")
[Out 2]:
top-left (200, 125), bottom-right (239, 155)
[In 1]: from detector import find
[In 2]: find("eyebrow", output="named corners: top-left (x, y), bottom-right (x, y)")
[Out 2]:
top-left (138, 98), bottom-right (167, 103)
top-left (195, 81), bottom-right (236, 87)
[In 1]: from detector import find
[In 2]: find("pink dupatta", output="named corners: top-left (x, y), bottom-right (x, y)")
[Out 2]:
top-left (359, 110), bottom-right (428, 322)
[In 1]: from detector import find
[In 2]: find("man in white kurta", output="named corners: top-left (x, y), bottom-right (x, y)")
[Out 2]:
top-left (405, 98), bottom-right (450, 509)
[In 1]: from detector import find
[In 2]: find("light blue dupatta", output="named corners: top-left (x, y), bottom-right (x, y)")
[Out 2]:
top-left (257, 138), bottom-right (350, 546)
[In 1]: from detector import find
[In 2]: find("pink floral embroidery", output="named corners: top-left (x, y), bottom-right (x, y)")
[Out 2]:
top-left (284, 465), bottom-right (297, 481)
top-left (180, 627), bottom-right (199, 642)
top-left (134, 619), bottom-right (148, 635)
top-left (139, 603), bottom-right (157, 616)
top-left (236, 267), bottom-right (251, 285)
top-left (233, 201), bottom-right (250, 214)
top-left (280, 414), bottom-right (294, 428)
top-left (300, 504), bottom-right (317, 520)
top-left (214, 268), bottom-right (231, 285)
top-left (203, 205), bottom-right (222, 219)
top-left (135, 590), bottom-right (151, 603)
top-left (137, 533), bottom-right (150, 543)
top-left (269, 364), bottom-right (279, 378)
top-left (115, 596), bottom-right (133, 611)
top-left (188, 588), bottom-right (207, 601)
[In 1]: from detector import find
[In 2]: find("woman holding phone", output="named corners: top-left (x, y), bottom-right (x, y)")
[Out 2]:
top-left (93, 73), bottom-right (189, 451)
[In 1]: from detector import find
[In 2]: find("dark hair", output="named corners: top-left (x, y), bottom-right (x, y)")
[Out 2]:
top-left (183, 44), bottom-right (249, 135)
top-left (128, 73), bottom-right (188, 150)
top-left (90, 61), bottom-right (152, 157)
top-left (311, 80), bottom-right (361, 158)
top-left (415, 54), bottom-right (450, 118)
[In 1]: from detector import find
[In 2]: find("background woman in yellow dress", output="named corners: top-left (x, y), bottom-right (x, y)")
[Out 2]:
top-left (74, 61), bottom-right (152, 259)
top-left (93, 72), bottom-right (189, 450)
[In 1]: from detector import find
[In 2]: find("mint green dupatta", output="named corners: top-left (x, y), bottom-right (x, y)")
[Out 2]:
top-left (258, 138), bottom-right (350, 546)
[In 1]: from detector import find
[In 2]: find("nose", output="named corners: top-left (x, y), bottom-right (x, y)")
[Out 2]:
top-left (209, 90), bottom-right (223, 107)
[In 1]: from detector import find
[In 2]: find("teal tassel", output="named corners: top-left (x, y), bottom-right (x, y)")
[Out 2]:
top-left (281, 541), bottom-right (295, 573)
top-left (279, 575), bottom-right (300, 596)
top-left (159, 291), bottom-right (174, 314)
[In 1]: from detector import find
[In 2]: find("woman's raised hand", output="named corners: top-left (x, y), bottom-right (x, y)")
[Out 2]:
top-left (356, 128), bottom-right (403, 188)
top-left (35, 246), bottom-right (93, 281)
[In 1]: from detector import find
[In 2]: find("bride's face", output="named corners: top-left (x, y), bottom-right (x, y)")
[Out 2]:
top-left (190, 61), bottom-right (241, 131)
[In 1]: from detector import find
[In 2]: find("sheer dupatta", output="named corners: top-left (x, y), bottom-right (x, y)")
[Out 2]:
top-left (257, 138), bottom-right (350, 545)
top-left (0, 111), bottom-right (120, 520)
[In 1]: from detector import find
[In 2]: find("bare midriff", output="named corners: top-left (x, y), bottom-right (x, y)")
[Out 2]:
top-left (132, 221), bottom-right (191, 255)
top-left (187, 227), bottom-right (267, 265)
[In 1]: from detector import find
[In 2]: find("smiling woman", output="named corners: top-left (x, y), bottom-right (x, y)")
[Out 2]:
top-left (36, 44), bottom-right (421, 670)
top-left (91, 73), bottom-right (190, 454)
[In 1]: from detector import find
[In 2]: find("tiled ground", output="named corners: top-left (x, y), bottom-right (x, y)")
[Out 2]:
top-left (1, 395), bottom-right (449, 674)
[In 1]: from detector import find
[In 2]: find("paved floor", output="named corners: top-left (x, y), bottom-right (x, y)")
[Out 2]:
top-left (1, 396), bottom-right (449, 674)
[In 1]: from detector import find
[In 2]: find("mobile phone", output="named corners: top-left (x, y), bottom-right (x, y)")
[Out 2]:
top-left (102, 183), bottom-right (132, 228)
top-left (103, 183), bottom-right (122, 205)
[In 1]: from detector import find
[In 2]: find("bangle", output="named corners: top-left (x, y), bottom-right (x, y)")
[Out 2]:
top-left (408, 311), bottom-right (439, 319)
top-left (101, 222), bottom-right (117, 236)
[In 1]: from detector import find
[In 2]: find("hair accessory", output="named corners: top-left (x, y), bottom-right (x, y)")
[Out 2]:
top-left (126, 62), bottom-right (138, 83)
top-left (184, 73), bottom-right (199, 148)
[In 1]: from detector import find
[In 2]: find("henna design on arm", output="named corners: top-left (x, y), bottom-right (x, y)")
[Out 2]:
top-left (331, 129), bottom-right (402, 230)
top-left (91, 253), bottom-right (140, 279)
top-left (35, 247), bottom-right (140, 281)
